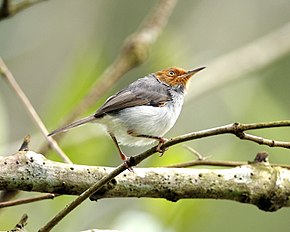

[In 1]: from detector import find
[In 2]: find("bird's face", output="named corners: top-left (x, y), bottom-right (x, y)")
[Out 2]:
top-left (155, 67), bottom-right (205, 89)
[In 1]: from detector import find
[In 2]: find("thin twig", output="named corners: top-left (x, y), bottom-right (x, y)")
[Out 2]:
top-left (0, 194), bottom-right (56, 208)
top-left (237, 132), bottom-right (290, 148)
top-left (12, 213), bottom-right (28, 231)
top-left (182, 144), bottom-right (210, 160)
top-left (173, 121), bottom-right (290, 148)
top-left (0, 0), bottom-right (46, 20)
top-left (165, 158), bottom-right (290, 169)
top-left (133, 121), bottom-right (290, 164)
top-left (18, 135), bottom-right (31, 152)
top-left (234, 121), bottom-right (290, 130)
top-left (0, 57), bottom-right (72, 164)
top-left (165, 159), bottom-right (246, 168)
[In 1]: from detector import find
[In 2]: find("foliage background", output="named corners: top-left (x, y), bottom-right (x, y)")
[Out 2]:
top-left (1, 0), bottom-right (290, 231)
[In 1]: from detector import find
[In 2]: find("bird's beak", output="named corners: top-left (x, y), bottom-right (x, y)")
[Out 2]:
top-left (186, 66), bottom-right (206, 76)
top-left (178, 66), bottom-right (205, 88)
top-left (180, 67), bottom-right (206, 82)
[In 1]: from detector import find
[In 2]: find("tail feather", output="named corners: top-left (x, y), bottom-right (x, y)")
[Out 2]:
top-left (48, 115), bottom-right (96, 137)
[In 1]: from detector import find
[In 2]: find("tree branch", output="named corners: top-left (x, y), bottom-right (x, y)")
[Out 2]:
top-left (0, 193), bottom-right (56, 208)
top-left (1, 119), bottom-right (289, 230)
top-left (165, 121), bottom-right (290, 149)
top-left (1, 150), bottom-right (290, 213)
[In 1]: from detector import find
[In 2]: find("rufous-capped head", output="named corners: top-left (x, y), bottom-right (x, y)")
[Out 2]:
top-left (155, 66), bottom-right (205, 88)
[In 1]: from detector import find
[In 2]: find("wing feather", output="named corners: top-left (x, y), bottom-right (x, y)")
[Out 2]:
top-left (94, 78), bottom-right (170, 117)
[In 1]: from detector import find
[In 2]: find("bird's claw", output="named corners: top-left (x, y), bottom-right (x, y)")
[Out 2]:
top-left (156, 137), bottom-right (168, 156)
top-left (124, 160), bottom-right (134, 172)
top-left (121, 154), bottom-right (134, 172)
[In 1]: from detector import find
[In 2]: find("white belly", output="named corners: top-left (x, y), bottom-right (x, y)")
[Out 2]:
top-left (97, 96), bottom-right (184, 146)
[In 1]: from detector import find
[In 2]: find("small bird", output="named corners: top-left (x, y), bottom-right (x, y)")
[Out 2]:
top-left (48, 66), bottom-right (205, 163)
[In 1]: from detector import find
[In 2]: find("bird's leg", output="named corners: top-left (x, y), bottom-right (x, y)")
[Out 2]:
top-left (109, 133), bottom-right (127, 161)
top-left (127, 130), bottom-right (168, 156)
top-left (109, 132), bottom-right (133, 171)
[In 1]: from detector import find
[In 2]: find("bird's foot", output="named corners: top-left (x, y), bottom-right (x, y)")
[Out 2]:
top-left (120, 153), bottom-right (134, 172)
top-left (156, 137), bottom-right (169, 156)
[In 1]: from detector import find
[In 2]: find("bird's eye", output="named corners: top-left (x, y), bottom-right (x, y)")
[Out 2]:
top-left (168, 71), bottom-right (175, 76)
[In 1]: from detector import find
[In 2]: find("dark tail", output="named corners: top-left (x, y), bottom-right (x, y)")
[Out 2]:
top-left (48, 115), bottom-right (96, 137)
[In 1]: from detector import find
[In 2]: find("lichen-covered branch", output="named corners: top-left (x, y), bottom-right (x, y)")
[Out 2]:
top-left (1, 151), bottom-right (290, 212)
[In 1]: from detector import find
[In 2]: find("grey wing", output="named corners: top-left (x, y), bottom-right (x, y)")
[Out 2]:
top-left (94, 86), bottom-right (171, 117)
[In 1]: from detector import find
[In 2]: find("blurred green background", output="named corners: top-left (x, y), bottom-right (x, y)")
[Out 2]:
top-left (1, 0), bottom-right (290, 231)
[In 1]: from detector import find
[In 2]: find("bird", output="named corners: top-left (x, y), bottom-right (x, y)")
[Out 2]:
top-left (48, 66), bottom-right (205, 164)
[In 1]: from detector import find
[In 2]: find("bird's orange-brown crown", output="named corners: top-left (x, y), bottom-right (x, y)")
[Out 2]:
top-left (155, 67), bottom-right (205, 88)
